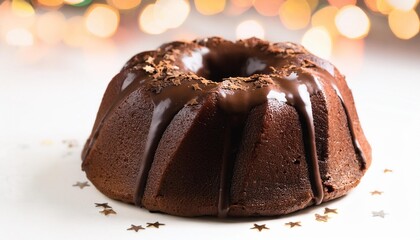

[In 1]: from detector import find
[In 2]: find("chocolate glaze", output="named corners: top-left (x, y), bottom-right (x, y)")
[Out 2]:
top-left (328, 81), bottom-right (367, 170)
top-left (82, 37), bottom-right (367, 217)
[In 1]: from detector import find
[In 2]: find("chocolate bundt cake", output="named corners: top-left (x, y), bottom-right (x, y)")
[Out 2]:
top-left (82, 37), bottom-right (371, 217)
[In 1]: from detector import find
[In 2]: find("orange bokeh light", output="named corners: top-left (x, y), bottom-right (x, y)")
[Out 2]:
top-left (36, 0), bottom-right (64, 8)
top-left (279, 0), bottom-right (311, 30)
top-left (253, 0), bottom-right (284, 17)
top-left (84, 4), bottom-right (120, 38)
top-left (107, 0), bottom-right (142, 10)
top-left (194, 0), bottom-right (226, 15)
top-left (312, 6), bottom-right (339, 37)
top-left (327, 0), bottom-right (356, 8)
top-left (388, 9), bottom-right (420, 39)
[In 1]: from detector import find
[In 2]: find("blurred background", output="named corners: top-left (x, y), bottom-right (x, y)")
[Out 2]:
top-left (1, 0), bottom-right (419, 63)
top-left (1, 0), bottom-right (419, 139)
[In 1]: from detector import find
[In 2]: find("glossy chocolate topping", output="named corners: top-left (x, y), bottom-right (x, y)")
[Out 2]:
top-left (82, 37), bottom-right (367, 217)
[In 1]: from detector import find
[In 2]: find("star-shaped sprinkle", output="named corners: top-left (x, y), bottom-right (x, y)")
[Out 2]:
top-left (384, 169), bottom-right (393, 173)
top-left (146, 221), bottom-right (165, 228)
top-left (185, 97), bottom-right (199, 106)
top-left (192, 83), bottom-right (202, 91)
top-left (251, 224), bottom-right (269, 232)
top-left (370, 190), bottom-right (383, 195)
top-left (324, 207), bottom-right (338, 214)
top-left (285, 221), bottom-right (301, 228)
top-left (172, 78), bottom-right (181, 86)
top-left (143, 65), bottom-right (155, 73)
top-left (372, 210), bottom-right (387, 218)
top-left (95, 203), bottom-right (112, 209)
top-left (100, 208), bottom-right (116, 216)
top-left (200, 79), bottom-right (212, 85)
top-left (127, 224), bottom-right (145, 232)
top-left (145, 56), bottom-right (155, 64)
top-left (315, 214), bottom-right (329, 222)
top-left (73, 181), bottom-right (90, 189)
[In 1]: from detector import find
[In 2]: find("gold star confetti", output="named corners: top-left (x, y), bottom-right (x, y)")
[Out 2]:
top-left (384, 169), bottom-right (393, 173)
top-left (72, 181), bottom-right (90, 189)
top-left (250, 224), bottom-right (269, 232)
top-left (143, 65), bottom-right (155, 73)
top-left (146, 221), bottom-right (165, 228)
top-left (100, 208), bottom-right (116, 216)
top-left (192, 83), bottom-right (202, 91)
top-left (127, 224), bottom-right (145, 232)
top-left (41, 139), bottom-right (53, 145)
top-left (62, 139), bottom-right (78, 148)
top-left (324, 207), bottom-right (338, 214)
top-left (285, 221), bottom-right (301, 228)
top-left (315, 214), bottom-right (329, 222)
top-left (372, 210), bottom-right (387, 218)
top-left (95, 203), bottom-right (112, 209)
top-left (370, 190), bottom-right (383, 195)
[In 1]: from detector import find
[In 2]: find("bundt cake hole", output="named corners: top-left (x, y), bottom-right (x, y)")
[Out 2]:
top-left (187, 47), bottom-right (274, 83)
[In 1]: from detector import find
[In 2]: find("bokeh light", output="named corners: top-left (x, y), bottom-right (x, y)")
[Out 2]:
top-left (226, 0), bottom-right (252, 15)
top-left (64, 0), bottom-right (85, 4)
top-left (327, 0), bottom-right (356, 8)
top-left (253, 0), bottom-right (284, 17)
top-left (138, 4), bottom-right (167, 34)
top-left (236, 20), bottom-right (265, 39)
top-left (6, 28), bottom-right (34, 46)
top-left (36, 11), bottom-right (66, 45)
top-left (306, 0), bottom-right (319, 11)
top-left (85, 4), bottom-right (120, 38)
top-left (11, 0), bottom-right (35, 18)
top-left (63, 16), bottom-right (88, 47)
top-left (387, 0), bottom-right (419, 11)
top-left (107, 0), bottom-right (142, 10)
top-left (311, 5), bottom-right (339, 37)
top-left (67, 0), bottom-right (92, 7)
top-left (301, 26), bottom-right (332, 59)
top-left (388, 9), bottom-right (420, 39)
top-left (194, 0), bottom-right (226, 15)
top-left (37, 0), bottom-right (64, 8)
top-left (376, 0), bottom-right (394, 15)
top-left (279, 0), bottom-right (311, 30)
top-left (335, 5), bottom-right (370, 39)
top-left (364, 0), bottom-right (379, 12)
top-left (153, 0), bottom-right (190, 29)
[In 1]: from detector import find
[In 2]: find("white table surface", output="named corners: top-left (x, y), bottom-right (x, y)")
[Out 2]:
top-left (1, 11), bottom-right (420, 240)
